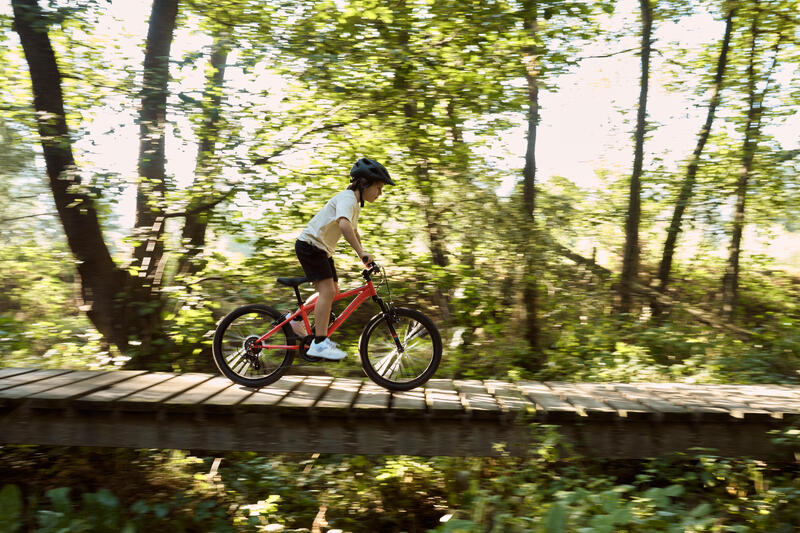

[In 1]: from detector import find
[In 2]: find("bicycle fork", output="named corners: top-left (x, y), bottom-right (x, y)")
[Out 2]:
top-left (375, 296), bottom-right (405, 354)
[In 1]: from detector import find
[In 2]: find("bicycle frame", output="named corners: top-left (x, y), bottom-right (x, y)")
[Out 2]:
top-left (255, 278), bottom-right (379, 351)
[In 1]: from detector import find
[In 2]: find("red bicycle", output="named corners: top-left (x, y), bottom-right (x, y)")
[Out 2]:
top-left (212, 263), bottom-right (442, 391)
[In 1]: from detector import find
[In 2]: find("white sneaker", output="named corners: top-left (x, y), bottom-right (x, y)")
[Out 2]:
top-left (306, 338), bottom-right (346, 360)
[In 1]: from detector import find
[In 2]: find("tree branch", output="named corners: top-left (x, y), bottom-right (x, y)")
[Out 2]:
top-left (253, 104), bottom-right (372, 165)
top-left (579, 46), bottom-right (640, 60)
top-left (0, 212), bottom-right (55, 223)
top-left (579, 39), bottom-right (660, 61)
top-left (163, 187), bottom-right (239, 219)
top-left (549, 239), bottom-right (755, 337)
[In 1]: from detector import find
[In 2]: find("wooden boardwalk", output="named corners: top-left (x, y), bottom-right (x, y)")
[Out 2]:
top-left (1, 367), bottom-right (798, 459)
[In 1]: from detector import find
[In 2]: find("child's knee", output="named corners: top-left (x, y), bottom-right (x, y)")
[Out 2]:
top-left (316, 278), bottom-right (336, 298)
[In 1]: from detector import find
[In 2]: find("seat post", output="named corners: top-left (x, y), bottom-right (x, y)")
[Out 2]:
top-left (293, 287), bottom-right (304, 307)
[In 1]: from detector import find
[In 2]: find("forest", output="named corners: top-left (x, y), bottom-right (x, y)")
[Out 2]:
top-left (1, 0), bottom-right (799, 530)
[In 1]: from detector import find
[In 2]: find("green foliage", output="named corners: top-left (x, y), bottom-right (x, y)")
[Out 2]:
top-left (0, 484), bottom-right (23, 533)
top-left (4, 430), bottom-right (800, 533)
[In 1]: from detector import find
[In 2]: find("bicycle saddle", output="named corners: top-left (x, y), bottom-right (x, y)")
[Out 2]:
top-left (277, 276), bottom-right (308, 287)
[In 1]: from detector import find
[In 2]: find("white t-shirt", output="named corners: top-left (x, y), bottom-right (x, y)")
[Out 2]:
top-left (297, 189), bottom-right (360, 257)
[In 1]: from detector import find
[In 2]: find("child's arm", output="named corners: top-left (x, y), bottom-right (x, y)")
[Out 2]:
top-left (338, 217), bottom-right (373, 265)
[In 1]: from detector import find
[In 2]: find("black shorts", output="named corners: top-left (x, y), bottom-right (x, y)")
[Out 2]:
top-left (295, 240), bottom-right (338, 282)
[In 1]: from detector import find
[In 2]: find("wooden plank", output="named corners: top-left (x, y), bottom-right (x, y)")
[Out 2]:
top-left (484, 381), bottom-right (536, 413)
top-left (716, 386), bottom-right (800, 415)
top-left (425, 378), bottom-right (469, 417)
top-left (740, 396), bottom-right (800, 414)
top-left (353, 382), bottom-right (390, 411)
top-left (120, 373), bottom-right (213, 405)
top-left (391, 389), bottom-right (426, 412)
top-left (711, 384), bottom-right (800, 406)
top-left (165, 376), bottom-right (236, 406)
top-left (202, 383), bottom-right (255, 406)
top-left (572, 383), bottom-right (649, 417)
top-left (27, 371), bottom-right (147, 403)
top-left (315, 378), bottom-right (363, 410)
top-left (613, 384), bottom-right (689, 414)
top-left (240, 375), bottom-right (305, 407)
top-left (0, 368), bottom-right (37, 379)
top-left (543, 382), bottom-right (621, 420)
top-left (77, 372), bottom-right (177, 404)
top-left (643, 384), bottom-right (731, 416)
top-left (0, 369), bottom-right (73, 392)
top-left (278, 376), bottom-right (333, 409)
top-left (426, 379), bottom-right (457, 391)
top-left (684, 389), bottom-right (772, 419)
top-left (454, 380), bottom-right (501, 416)
top-left (0, 370), bottom-right (100, 400)
top-left (424, 382), bottom-right (463, 416)
top-left (517, 382), bottom-right (578, 416)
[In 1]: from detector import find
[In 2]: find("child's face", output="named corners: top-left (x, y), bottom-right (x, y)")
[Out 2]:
top-left (363, 182), bottom-right (384, 203)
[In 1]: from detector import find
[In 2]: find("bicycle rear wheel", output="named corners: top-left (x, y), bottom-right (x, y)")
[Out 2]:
top-left (212, 304), bottom-right (295, 388)
top-left (359, 307), bottom-right (442, 391)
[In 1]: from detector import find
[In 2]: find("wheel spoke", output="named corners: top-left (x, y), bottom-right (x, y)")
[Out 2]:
top-left (232, 352), bottom-right (251, 375)
top-left (363, 312), bottom-right (440, 387)
top-left (404, 322), bottom-right (425, 342)
top-left (226, 347), bottom-right (246, 368)
top-left (374, 351), bottom-right (397, 376)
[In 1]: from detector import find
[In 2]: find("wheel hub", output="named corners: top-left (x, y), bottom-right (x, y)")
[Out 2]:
top-left (242, 335), bottom-right (262, 369)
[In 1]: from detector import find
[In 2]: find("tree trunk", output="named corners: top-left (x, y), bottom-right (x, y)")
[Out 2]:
top-left (177, 34), bottom-right (230, 277)
top-left (619, 0), bottom-right (652, 314)
top-left (722, 10), bottom-right (761, 319)
top-left (389, 8), bottom-right (452, 320)
top-left (655, 7), bottom-right (735, 315)
top-left (133, 0), bottom-right (179, 291)
top-left (12, 0), bottom-right (132, 350)
top-left (125, 0), bottom-right (179, 363)
top-left (447, 99), bottom-right (479, 271)
top-left (14, 0), bottom-right (183, 366)
top-left (521, 0), bottom-right (542, 358)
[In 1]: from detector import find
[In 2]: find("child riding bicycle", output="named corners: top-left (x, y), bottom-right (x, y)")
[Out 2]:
top-left (294, 157), bottom-right (395, 360)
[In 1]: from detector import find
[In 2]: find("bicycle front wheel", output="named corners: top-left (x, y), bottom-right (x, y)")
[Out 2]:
top-left (359, 307), bottom-right (442, 391)
top-left (212, 304), bottom-right (295, 388)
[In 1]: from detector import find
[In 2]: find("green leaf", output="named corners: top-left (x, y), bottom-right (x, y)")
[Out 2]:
top-left (93, 489), bottom-right (119, 509)
top-left (440, 518), bottom-right (480, 532)
top-left (154, 503), bottom-right (170, 519)
top-left (0, 485), bottom-right (23, 533)
top-left (544, 502), bottom-right (568, 533)
top-left (46, 487), bottom-right (73, 515)
top-left (690, 502), bottom-right (712, 517)
top-left (609, 507), bottom-right (633, 524)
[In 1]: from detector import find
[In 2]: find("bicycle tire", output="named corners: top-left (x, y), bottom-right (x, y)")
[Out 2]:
top-left (212, 304), bottom-right (295, 388)
top-left (359, 307), bottom-right (442, 391)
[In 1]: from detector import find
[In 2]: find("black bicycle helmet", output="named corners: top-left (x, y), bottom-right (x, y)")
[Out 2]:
top-left (349, 158), bottom-right (395, 186)
top-left (349, 158), bottom-right (394, 207)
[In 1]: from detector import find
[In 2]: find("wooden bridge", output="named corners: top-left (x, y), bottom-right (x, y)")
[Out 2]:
top-left (1, 367), bottom-right (798, 459)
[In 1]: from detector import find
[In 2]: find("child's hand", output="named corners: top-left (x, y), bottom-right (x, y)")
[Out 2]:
top-left (361, 253), bottom-right (375, 266)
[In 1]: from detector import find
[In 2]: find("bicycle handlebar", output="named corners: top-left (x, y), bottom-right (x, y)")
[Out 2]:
top-left (362, 261), bottom-right (381, 279)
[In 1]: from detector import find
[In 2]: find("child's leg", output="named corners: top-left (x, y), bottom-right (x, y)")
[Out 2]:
top-left (312, 278), bottom-right (338, 338)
